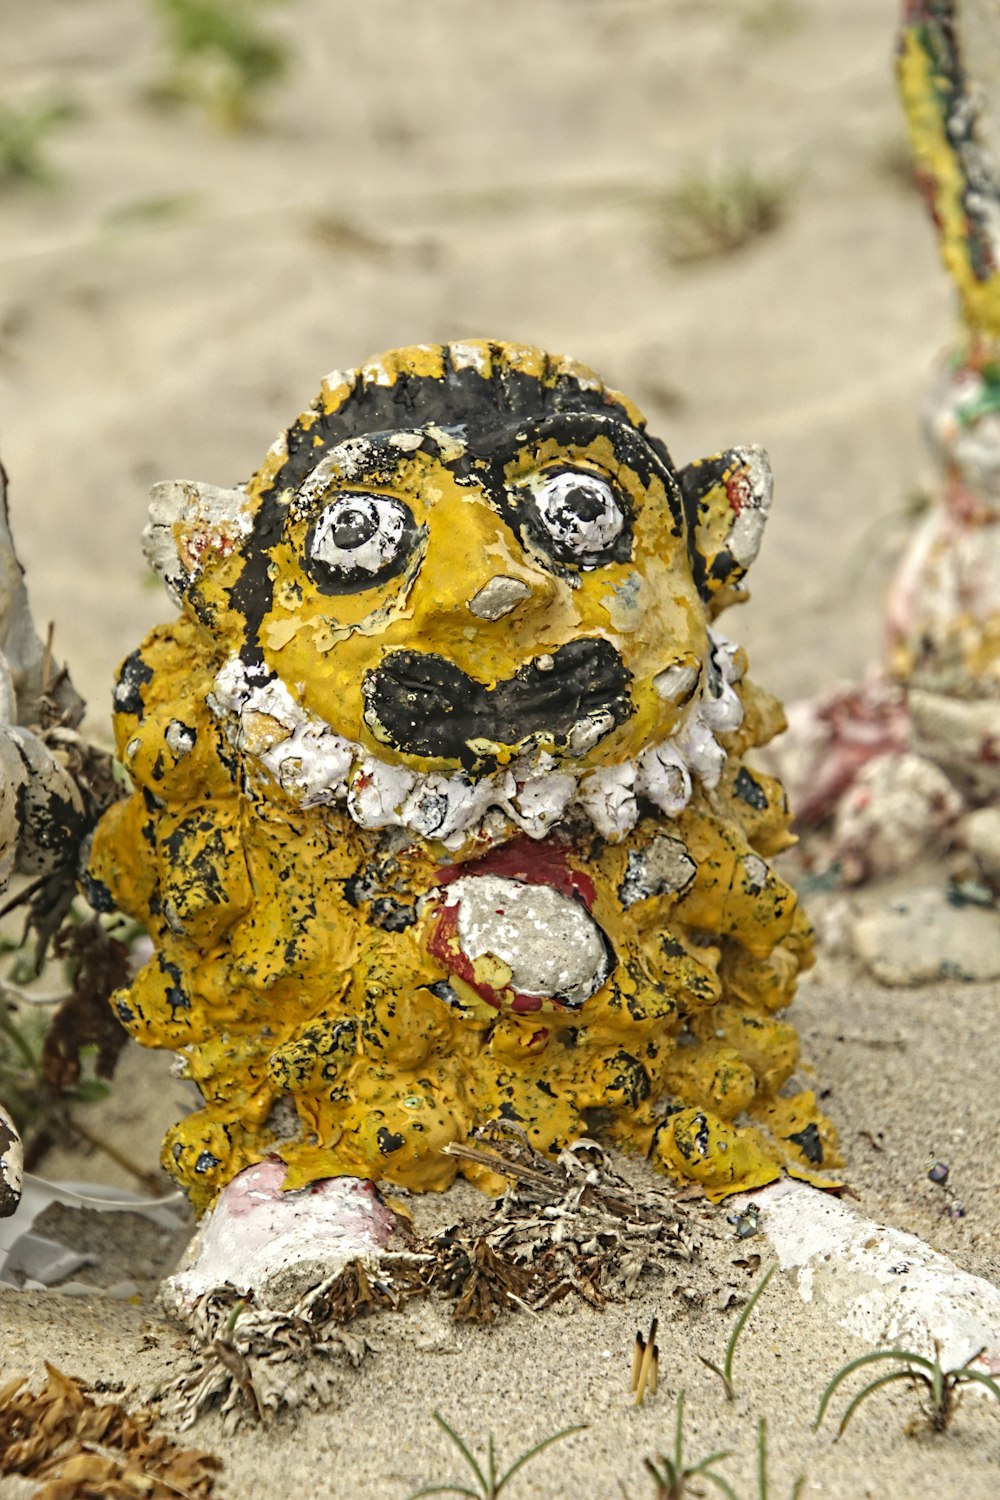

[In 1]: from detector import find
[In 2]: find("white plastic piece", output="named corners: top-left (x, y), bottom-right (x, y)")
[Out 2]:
top-left (0, 1174), bottom-right (187, 1287)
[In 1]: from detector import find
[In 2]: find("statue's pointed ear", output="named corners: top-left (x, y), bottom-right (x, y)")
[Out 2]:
top-left (678, 445), bottom-right (772, 609)
top-left (143, 480), bottom-right (253, 609)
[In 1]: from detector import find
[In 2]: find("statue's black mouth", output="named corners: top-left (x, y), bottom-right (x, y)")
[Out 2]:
top-left (362, 638), bottom-right (632, 769)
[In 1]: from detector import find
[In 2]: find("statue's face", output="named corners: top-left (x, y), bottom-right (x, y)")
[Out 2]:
top-left (253, 411), bottom-right (709, 776)
top-left (144, 342), bottom-right (770, 845)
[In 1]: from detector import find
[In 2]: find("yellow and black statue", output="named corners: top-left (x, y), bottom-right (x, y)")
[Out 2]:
top-left (88, 341), bottom-right (840, 1219)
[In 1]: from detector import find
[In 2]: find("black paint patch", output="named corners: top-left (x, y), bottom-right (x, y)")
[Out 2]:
top-left (233, 344), bottom-right (684, 661)
top-left (735, 767), bottom-right (769, 811)
top-left (603, 1049), bottom-right (651, 1109)
top-left (787, 1121), bottom-right (823, 1165)
top-left (363, 637), bottom-right (631, 769)
top-left (114, 650), bottom-right (155, 717)
top-left (377, 1126), bottom-right (405, 1155)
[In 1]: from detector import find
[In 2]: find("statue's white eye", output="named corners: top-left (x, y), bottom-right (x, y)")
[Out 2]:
top-left (525, 471), bottom-right (628, 568)
top-left (305, 493), bottom-right (417, 593)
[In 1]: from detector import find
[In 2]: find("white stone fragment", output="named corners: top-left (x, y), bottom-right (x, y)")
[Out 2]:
top-left (832, 752), bottom-right (963, 883)
top-left (910, 688), bottom-right (1000, 798)
top-left (400, 773), bottom-right (493, 842)
top-left (575, 763), bottom-right (638, 840)
top-left (963, 805), bottom-right (1000, 886)
top-left (348, 757), bottom-right (417, 828)
top-left (506, 770), bottom-right (576, 838)
top-left (260, 723), bottom-right (354, 807)
top-left (635, 742), bottom-right (692, 817)
top-left (853, 885), bottom-right (1000, 985)
top-left (701, 677), bottom-right (744, 734)
top-left (444, 873), bottom-right (609, 1005)
top-left (675, 713), bottom-right (727, 790)
top-left (732, 1179), bottom-right (1000, 1373)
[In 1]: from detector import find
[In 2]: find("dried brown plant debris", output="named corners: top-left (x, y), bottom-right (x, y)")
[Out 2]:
top-left (0, 1361), bottom-right (220, 1497)
top-left (165, 1123), bottom-right (699, 1427)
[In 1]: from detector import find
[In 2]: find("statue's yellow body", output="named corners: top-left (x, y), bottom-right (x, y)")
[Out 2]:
top-left (88, 342), bottom-right (839, 1213)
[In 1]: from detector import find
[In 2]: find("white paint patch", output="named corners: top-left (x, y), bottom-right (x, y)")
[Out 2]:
top-left (448, 342), bottom-right (492, 376)
top-left (444, 873), bottom-right (609, 1004)
top-left (653, 662), bottom-right (700, 704)
top-left (309, 493), bottom-right (410, 580)
top-left (724, 445), bottom-right (773, 569)
top-left (524, 471), bottom-right (625, 563)
top-left (732, 1180), bottom-right (1000, 1373)
top-left (162, 1161), bottom-right (398, 1315)
top-left (388, 431), bottom-right (424, 452)
top-left (144, 480), bottom-right (252, 606)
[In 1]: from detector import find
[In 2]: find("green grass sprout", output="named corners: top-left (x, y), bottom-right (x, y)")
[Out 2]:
top-left (407, 1410), bottom-right (587, 1499)
top-left (639, 1391), bottom-right (737, 1500)
top-left (699, 1265), bottom-right (777, 1401)
top-left (814, 1342), bottom-right (1000, 1437)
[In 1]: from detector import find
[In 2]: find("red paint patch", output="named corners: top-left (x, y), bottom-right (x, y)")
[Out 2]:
top-left (434, 835), bottom-right (596, 908)
top-left (724, 470), bottom-right (752, 518)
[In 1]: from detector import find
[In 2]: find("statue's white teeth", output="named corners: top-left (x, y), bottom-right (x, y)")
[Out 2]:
top-left (566, 711), bottom-right (616, 756)
top-left (208, 623), bottom-right (741, 847)
top-left (653, 661), bottom-right (700, 704)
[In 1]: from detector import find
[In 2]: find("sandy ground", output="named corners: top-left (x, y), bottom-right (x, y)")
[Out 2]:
top-left (2, 1), bottom-right (998, 1497)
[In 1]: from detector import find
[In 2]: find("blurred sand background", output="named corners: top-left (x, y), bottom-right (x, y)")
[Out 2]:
top-left (3, 2), bottom-right (999, 1498)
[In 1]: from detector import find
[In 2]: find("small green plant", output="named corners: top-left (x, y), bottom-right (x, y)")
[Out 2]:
top-left (148, 0), bottom-right (292, 129)
top-left (638, 1391), bottom-right (737, 1500)
top-left (753, 1417), bottom-right (804, 1500)
top-left (407, 1411), bottom-right (587, 1499)
top-left (0, 98), bottom-right (78, 187)
top-left (815, 1342), bottom-right (1000, 1437)
top-left (656, 164), bottom-right (792, 264)
top-left (699, 1265), bottom-right (776, 1401)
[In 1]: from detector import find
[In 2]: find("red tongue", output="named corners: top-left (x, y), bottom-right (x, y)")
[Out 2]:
top-left (427, 890), bottom-right (546, 1014)
top-left (433, 834), bottom-right (596, 909)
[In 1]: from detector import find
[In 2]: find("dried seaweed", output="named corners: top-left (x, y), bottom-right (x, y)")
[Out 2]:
top-left (164, 1123), bottom-right (699, 1428)
top-left (41, 922), bottom-right (132, 1094)
top-left (163, 1276), bottom-right (384, 1430)
top-left (0, 1361), bottom-right (220, 1497)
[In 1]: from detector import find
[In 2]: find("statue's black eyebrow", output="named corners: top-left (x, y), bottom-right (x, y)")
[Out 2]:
top-left (447, 409), bottom-right (685, 532)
